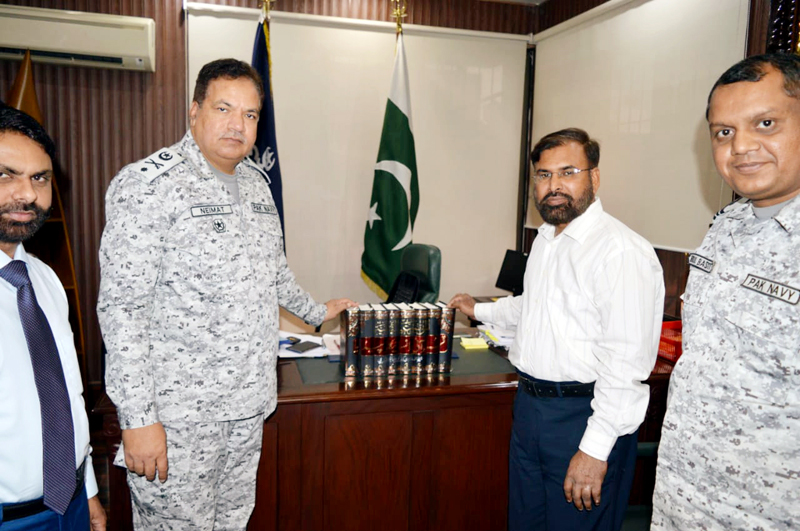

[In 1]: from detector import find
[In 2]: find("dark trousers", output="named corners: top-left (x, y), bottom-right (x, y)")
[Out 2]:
top-left (508, 383), bottom-right (638, 531)
top-left (0, 491), bottom-right (88, 530)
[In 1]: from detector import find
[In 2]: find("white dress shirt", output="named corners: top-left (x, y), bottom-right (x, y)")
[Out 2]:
top-left (475, 199), bottom-right (664, 461)
top-left (0, 244), bottom-right (98, 503)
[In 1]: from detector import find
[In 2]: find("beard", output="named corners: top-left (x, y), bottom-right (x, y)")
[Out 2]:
top-left (534, 178), bottom-right (595, 227)
top-left (0, 201), bottom-right (52, 244)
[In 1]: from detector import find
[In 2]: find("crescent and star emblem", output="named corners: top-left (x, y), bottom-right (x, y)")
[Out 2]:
top-left (369, 160), bottom-right (413, 251)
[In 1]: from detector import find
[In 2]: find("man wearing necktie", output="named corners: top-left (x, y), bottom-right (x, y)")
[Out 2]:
top-left (0, 106), bottom-right (105, 530)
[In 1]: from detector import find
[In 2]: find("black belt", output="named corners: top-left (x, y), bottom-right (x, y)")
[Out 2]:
top-left (518, 375), bottom-right (594, 398)
top-left (1, 460), bottom-right (86, 522)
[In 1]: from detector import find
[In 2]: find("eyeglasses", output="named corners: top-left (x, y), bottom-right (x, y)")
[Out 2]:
top-left (532, 167), bottom-right (595, 184)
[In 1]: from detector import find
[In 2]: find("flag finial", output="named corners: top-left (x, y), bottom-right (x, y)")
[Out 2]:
top-left (392, 0), bottom-right (407, 35)
top-left (259, 0), bottom-right (275, 23)
top-left (6, 49), bottom-right (43, 124)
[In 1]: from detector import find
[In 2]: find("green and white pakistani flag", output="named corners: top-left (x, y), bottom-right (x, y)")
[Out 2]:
top-left (361, 33), bottom-right (420, 299)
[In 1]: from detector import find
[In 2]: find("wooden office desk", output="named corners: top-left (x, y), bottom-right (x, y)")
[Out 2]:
top-left (94, 343), bottom-right (672, 531)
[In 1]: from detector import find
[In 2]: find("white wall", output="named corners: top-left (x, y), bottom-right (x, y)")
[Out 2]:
top-left (529, 0), bottom-right (747, 251)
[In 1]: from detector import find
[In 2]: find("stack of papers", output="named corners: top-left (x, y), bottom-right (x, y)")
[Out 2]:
top-left (477, 325), bottom-right (515, 349)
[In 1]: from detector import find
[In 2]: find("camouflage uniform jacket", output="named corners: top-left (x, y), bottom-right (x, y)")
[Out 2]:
top-left (651, 196), bottom-right (800, 530)
top-left (98, 131), bottom-right (326, 430)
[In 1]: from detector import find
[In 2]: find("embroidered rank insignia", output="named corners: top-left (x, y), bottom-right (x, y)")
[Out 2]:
top-left (212, 218), bottom-right (227, 233)
top-left (191, 204), bottom-right (233, 217)
top-left (741, 274), bottom-right (800, 305)
top-left (252, 203), bottom-right (277, 215)
top-left (688, 253), bottom-right (714, 273)
top-left (135, 148), bottom-right (183, 182)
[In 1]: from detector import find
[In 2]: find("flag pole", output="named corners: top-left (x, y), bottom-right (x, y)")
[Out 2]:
top-left (361, 0), bottom-right (419, 298)
top-left (392, 0), bottom-right (407, 38)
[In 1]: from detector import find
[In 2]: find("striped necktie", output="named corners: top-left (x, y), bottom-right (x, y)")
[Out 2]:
top-left (1, 260), bottom-right (76, 515)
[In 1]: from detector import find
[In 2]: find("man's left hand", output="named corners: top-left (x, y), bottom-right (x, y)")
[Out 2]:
top-left (88, 495), bottom-right (107, 531)
top-left (323, 298), bottom-right (358, 322)
top-left (563, 450), bottom-right (607, 511)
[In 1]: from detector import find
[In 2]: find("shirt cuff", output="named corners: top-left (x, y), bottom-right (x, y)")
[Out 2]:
top-left (116, 406), bottom-right (159, 431)
top-left (473, 302), bottom-right (492, 323)
top-left (578, 426), bottom-right (618, 462)
top-left (84, 454), bottom-right (99, 499)
top-left (306, 302), bottom-right (327, 327)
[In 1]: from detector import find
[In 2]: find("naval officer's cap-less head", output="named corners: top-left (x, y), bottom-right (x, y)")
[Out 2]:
top-left (189, 59), bottom-right (264, 175)
top-left (707, 52), bottom-right (800, 207)
top-left (0, 106), bottom-right (55, 258)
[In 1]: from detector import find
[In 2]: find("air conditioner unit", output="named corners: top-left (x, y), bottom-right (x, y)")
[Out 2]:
top-left (0, 5), bottom-right (156, 72)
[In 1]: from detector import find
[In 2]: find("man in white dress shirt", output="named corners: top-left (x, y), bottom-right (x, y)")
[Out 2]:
top-left (0, 106), bottom-right (105, 530)
top-left (450, 128), bottom-right (664, 531)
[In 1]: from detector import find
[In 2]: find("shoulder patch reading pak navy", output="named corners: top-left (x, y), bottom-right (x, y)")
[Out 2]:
top-left (688, 253), bottom-right (714, 273)
top-left (741, 274), bottom-right (800, 305)
top-left (135, 148), bottom-right (183, 182)
top-left (252, 203), bottom-right (277, 215)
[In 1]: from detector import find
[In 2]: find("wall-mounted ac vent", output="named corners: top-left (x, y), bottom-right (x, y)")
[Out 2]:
top-left (0, 5), bottom-right (156, 72)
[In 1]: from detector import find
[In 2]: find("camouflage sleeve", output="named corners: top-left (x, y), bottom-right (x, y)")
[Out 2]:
top-left (97, 172), bottom-right (171, 430)
top-left (274, 240), bottom-right (327, 326)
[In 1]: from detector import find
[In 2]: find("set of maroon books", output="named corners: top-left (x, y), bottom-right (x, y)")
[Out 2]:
top-left (339, 302), bottom-right (456, 378)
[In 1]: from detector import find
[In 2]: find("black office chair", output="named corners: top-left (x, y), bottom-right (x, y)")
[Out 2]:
top-left (386, 244), bottom-right (441, 304)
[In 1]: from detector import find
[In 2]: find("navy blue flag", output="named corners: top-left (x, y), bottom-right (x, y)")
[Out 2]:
top-left (251, 20), bottom-right (285, 235)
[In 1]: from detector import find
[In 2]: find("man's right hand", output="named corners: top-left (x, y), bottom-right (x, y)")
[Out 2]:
top-left (448, 293), bottom-right (477, 320)
top-left (121, 422), bottom-right (168, 483)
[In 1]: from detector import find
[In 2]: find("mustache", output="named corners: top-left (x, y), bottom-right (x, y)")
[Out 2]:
top-left (0, 202), bottom-right (46, 215)
top-left (541, 191), bottom-right (574, 203)
top-left (222, 132), bottom-right (246, 142)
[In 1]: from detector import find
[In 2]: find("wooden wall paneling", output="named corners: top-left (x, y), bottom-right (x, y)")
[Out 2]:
top-left (748, 0), bottom-right (772, 56)
top-left (533, 0), bottom-right (611, 33)
top-left (95, 393), bottom-right (133, 531)
top-left (197, 0), bottom-right (535, 34)
top-left (655, 248), bottom-right (689, 319)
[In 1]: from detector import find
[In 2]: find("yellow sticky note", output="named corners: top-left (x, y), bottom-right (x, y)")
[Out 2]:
top-left (461, 337), bottom-right (488, 349)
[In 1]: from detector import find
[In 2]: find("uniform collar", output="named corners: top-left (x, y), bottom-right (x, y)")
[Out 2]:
top-left (773, 193), bottom-right (800, 233)
top-left (539, 198), bottom-right (603, 245)
top-left (725, 194), bottom-right (800, 234)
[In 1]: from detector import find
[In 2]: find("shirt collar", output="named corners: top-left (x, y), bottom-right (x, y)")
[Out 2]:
top-left (539, 198), bottom-right (604, 245)
top-left (0, 244), bottom-right (28, 270)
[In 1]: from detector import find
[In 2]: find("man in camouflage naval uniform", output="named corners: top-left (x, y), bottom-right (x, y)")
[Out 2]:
top-left (97, 59), bottom-right (354, 530)
top-left (651, 53), bottom-right (800, 530)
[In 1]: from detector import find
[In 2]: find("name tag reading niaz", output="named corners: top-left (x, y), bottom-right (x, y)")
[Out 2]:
top-left (741, 274), bottom-right (800, 305)
top-left (688, 253), bottom-right (714, 273)
top-left (252, 203), bottom-right (277, 215)
top-left (191, 204), bottom-right (233, 217)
